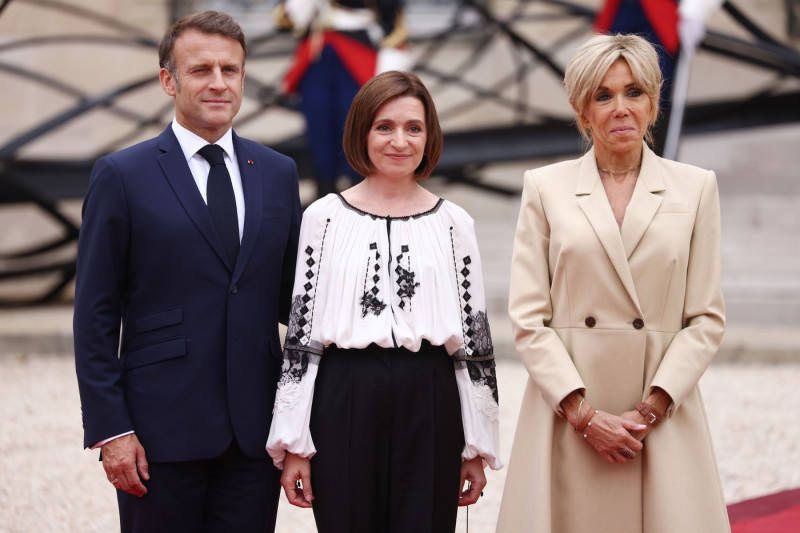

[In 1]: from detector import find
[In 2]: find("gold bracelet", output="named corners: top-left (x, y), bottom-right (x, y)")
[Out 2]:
top-left (573, 397), bottom-right (585, 432)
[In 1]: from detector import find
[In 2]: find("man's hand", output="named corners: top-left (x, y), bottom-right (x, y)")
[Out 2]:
top-left (101, 434), bottom-right (149, 497)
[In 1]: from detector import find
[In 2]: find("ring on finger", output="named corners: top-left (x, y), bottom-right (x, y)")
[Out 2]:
top-left (619, 448), bottom-right (636, 459)
top-left (110, 478), bottom-right (119, 484)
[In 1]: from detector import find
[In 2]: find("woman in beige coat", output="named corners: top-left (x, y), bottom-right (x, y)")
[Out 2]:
top-left (497, 34), bottom-right (730, 533)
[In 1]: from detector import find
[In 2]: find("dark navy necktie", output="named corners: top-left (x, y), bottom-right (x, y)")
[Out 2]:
top-left (198, 144), bottom-right (240, 267)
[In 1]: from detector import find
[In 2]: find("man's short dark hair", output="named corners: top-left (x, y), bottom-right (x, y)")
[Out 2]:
top-left (158, 11), bottom-right (246, 73)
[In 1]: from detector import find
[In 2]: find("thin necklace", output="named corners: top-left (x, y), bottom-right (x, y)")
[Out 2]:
top-left (598, 164), bottom-right (640, 174)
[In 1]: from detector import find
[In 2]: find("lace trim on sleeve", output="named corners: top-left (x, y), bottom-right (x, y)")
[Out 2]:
top-left (275, 342), bottom-right (322, 413)
top-left (449, 225), bottom-right (499, 412)
top-left (465, 359), bottom-right (499, 420)
top-left (276, 213), bottom-right (330, 414)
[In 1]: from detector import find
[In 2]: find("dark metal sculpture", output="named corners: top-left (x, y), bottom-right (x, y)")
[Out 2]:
top-left (0, 0), bottom-right (798, 305)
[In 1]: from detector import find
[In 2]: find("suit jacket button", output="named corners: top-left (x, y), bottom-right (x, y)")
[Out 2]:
top-left (633, 318), bottom-right (644, 329)
top-left (231, 285), bottom-right (238, 294)
top-left (584, 317), bottom-right (596, 328)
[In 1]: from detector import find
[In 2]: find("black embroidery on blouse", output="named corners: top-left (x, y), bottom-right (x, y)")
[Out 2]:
top-left (361, 242), bottom-right (387, 317)
top-left (462, 310), bottom-right (498, 403)
top-left (337, 193), bottom-right (445, 220)
top-left (466, 309), bottom-right (493, 358)
top-left (395, 244), bottom-right (419, 310)
top-left (286, 294), bottom-right (307, 345)
top-left (279, 348), bottom-right (311, 384)
top-left (460, 255), bottom-right (473, 303)
top-left (449, 226), bottom-right (499, 403)
top-left (467, 359), bottom-right (499, 404)
top-left (287, 218), bottom-right (330, 345)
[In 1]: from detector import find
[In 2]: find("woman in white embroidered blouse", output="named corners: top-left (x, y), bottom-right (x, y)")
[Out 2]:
top-left (266, 71), bottom-right (502, 532)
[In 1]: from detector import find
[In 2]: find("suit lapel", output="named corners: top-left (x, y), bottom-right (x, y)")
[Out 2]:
top-left (620, 144), bottom-right (664, 259)
top-left (575, 148), bottom-right (642, 312)
top-left (156, 127), bottom-right (230, 268)
top-left (232, 132), bottom-right (263, 280)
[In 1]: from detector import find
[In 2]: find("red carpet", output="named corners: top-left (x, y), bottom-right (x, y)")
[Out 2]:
top-left (728, 488), bottom-right (800, 532)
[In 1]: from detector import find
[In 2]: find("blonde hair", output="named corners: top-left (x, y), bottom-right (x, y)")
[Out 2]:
top-left (564, 33), bottom-right (662, 145)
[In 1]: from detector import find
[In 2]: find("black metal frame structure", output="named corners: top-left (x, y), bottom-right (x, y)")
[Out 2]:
top-left (1, 0), bottom-right (798, 304)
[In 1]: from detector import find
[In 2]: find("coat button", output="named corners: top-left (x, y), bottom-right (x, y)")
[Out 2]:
top-left (633, 318), bottom-right (644, 329)
top-left (231, 285), bottom-right (238, 294)
top-left (584, 317), bottom-right (596, 328)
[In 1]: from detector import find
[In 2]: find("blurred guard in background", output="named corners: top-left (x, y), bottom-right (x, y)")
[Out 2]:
top-left (594, 0), bottom-right (723, 157)
top-left (276, 0), bottom-right (410, 199)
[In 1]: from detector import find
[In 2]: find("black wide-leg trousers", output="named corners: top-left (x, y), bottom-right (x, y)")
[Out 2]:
top-left (310, 342), bottom-right (465, 533)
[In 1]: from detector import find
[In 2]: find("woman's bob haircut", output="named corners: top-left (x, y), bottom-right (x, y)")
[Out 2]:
top-left (343, 70), bottom-right (443, 179)
top-left (564, 33), bottom-right (662, 145)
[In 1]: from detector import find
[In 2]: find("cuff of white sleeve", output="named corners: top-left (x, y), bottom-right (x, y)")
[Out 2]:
top-left (91, 430), bottom-right (135, 450)
top-left (462, 445), bottom-right (504, 470)
top-left (267, 447), bottom-right (317, 471)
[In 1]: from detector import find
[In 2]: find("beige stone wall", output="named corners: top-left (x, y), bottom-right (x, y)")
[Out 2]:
top-left (0, 0), bottom-right (169, 159)
top-left (1, 0), bottom-right (797, 157)
top-left (0, 0), bottom-right (305, 160)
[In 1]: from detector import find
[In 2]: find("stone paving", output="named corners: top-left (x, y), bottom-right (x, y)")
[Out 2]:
top-left (1, 125), bottom-right (799, 531)
top-left (1, 348), bottom-right (799, 532)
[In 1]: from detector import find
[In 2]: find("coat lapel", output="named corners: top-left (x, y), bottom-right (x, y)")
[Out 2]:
top-left (231, 132), bottom-right (263, 281)
top-left (620, 144), bottom-right (664, 259)
top-left (575, 147), bottom-right (642, 312)
top-left (156, 126), bottom-right (230, 269)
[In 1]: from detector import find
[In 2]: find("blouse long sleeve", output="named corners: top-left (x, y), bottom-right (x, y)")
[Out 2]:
top-left (266, 204), bottom-right (330, 469)
top-left (447, 208), bottom-right (503, 470)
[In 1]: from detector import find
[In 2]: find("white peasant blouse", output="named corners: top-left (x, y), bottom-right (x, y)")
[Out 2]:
top-left (266, 194), bottom-right (502, 471)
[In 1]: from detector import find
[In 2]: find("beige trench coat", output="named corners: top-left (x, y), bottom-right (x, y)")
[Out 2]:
top-left (497, 145), bottom-right (730, 533)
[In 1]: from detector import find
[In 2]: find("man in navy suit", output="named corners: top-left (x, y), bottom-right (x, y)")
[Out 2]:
top-left (73, 11), bottom-right (301, 532)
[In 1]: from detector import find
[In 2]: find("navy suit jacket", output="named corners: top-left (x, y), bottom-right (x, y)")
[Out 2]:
top-left (74, 125), bottom-right (301, 462)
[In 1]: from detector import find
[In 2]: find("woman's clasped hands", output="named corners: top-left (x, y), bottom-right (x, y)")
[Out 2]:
top-left (562, 391), bottom-right (647, 464)
top-left (581, 409), bottom-right (646, 464)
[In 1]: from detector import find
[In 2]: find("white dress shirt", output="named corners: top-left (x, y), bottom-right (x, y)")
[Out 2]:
top-left (171, 120), bottom-right (246, 240)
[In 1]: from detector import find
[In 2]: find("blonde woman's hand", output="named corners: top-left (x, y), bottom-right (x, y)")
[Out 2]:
top-left (582, 410), bottom-right (646, 464)
top-left (620, 409), bottom-right (653, 441)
